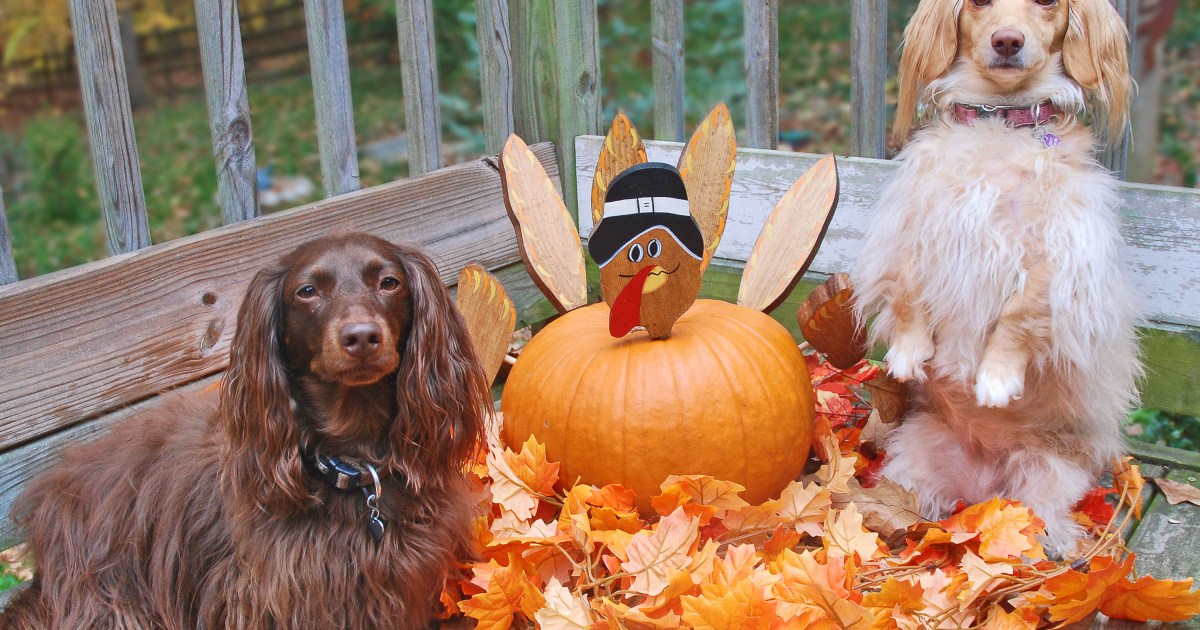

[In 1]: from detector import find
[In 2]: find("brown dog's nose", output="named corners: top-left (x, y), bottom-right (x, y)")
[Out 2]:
top-left (339, 321), bottom-right (382, 358)
top-left (992, 30), bottom-right (1025, 58)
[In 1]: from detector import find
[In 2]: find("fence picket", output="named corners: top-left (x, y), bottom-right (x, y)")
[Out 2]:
top-left (553, 0), bottom-right (601, 221)
top-left (195, 0), bottom-right (260, 224)
top-left (850, 0), bottom-right (888, 158)
top-left (511, 1), bottom-right (559, 146)
top-left (0, 192), bottom-right (15, 285)
top-left (304, 0), bottom-right (360, 196)
top-left (1101, 0), bottom-right (1136, 180)
top-left (743, 0), bottom-right (779, 149)
top-left (395, 0), bottom-right (443, 175)
top-left (476, 0), bottom-right (515, 155)
top-left (68, 0), bottom-right (152, 255)
top-left (651, 0), bottom-right (685, 142)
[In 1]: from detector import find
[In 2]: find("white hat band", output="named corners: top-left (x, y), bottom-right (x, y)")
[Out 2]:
top-left (604, 197), bottom-right (690, 219)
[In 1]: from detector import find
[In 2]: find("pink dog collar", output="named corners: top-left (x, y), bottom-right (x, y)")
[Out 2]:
top-left (951, 101), bottom-right (1061, 128)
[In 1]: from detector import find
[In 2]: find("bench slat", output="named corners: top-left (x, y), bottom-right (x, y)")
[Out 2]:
top-left (68, 0), bottom-right (152, 255)
top-left (1127, 469), bottom-right (1200, 582)
top-left (0, 144), bottom-right (557, 455)
top-left (195, 0), bottom-right (260, 224)
top-left (304, 0), bottom-right (360, 196)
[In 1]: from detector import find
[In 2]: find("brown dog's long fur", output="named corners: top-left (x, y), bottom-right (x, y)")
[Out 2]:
top-left (1, 233), bottom-right (488, 628)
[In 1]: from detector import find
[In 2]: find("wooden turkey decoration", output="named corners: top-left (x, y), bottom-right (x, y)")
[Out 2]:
top-left (497, 105), bottom-right (846, 509)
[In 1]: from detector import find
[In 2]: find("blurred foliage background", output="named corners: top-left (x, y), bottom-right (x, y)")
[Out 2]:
top-left (0, 0), bottom-right (1197, 448)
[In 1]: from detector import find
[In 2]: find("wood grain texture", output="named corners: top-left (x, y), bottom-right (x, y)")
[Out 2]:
top-left (0, 144), bottom-right (557, 453)
top-left (576, 136), bottom-right (1200, 416)
top-left (1127, 469), bottom-right (1200, 582)
top-left (0, 190), bottom-right (15, 284)
top-left (499, 135), bottom-right (587, 313)
top-left (742, 0), bottom-right (778, 150)
top-left (395, 0), bottom-right (443, 175)
top-left (304, 0), bottom-right (360, 196)
top-left (796, 273), bottom-right (868, 369)
top-left (676, 104), bottom-right (737, 272)
top-left (850, 0), bottom-right (887, 159)
top-left (475, 0), bottom-right (514, 155)
top-left (737, 154), bottom-right (839, 312)
top-left (591, 111), bottom-right (647, 225)
top-left (68, 0), bottom-right (152, 255)
top-left (456, 264), bottom-right (517, 386)
top-left (553, 0), bottom-right (602, 223)
top-left (195, 0), bottom-right (260, 224)
top-left (511, 0), bottom-right (559, 145)
top-left (650, 0), bottom-right (685, 142)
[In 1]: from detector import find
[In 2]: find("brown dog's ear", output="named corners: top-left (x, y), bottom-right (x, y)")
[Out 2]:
top-left (389, 246), bottom-right (489, 490)
top-left (219, 265), bottom-right (311, 518)
top-left (894, 0), bottom-right (962, 145)
top-left (1062, 0), bottom-right (1132, 142)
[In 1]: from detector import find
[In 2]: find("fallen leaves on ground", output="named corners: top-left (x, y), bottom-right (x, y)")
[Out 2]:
top-left (450, 354), bottom-right (1200, 628)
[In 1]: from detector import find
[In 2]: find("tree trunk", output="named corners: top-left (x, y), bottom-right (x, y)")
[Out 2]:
top-left (118, 7), bottom-right (150, 110)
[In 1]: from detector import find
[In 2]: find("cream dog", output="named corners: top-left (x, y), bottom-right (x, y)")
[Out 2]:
top-left (853, 0), bottom-right (1140, 556)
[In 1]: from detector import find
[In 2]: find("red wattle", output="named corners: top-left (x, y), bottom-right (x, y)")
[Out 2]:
top-left (609, 266), bottom-right (655, 337)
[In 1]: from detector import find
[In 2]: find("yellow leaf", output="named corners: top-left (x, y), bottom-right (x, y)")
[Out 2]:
top-left (816, 434), bottom-right (857, 493)
top-left (680, 581), bottom-right (776, 630)
top-left (622, 507), bottom-right (701, 596)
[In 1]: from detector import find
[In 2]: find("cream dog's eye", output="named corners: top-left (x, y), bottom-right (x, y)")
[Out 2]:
top-left (972, 0), bottom-right (992, 6)
top-left (1034, 0), bottom-right (1056, 5)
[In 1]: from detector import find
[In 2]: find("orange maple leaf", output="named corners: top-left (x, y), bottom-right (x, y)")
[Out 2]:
top-left (1027, 554), bottom-right (1134, 624)
top-left (1099, 571), bottom-right (1200, 622)
top-left (587, 484), bottom-right (638, 512)
top-left (941, 498), bottom-right (1045, 561)
top-left (506, 436), bottom-right (560, 495)
top-left (622, 507), bottom-right (701, 596)
top-left (680, 580), bottom-right (777, 630)
top-left (661, 475), bottom-right (751, 518)
top-left (861, 577), bottom-right (925, 630)
top-left (1113, 456), bottom-right (1146, 519)
top-left (460, 559), bottom-right (546, 629)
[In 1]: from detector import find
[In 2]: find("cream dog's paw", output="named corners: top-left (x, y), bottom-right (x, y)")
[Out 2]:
top-left (885, 329), bottom-right (934, 382)
top-left (975, 359), bottom-right (1024, 407)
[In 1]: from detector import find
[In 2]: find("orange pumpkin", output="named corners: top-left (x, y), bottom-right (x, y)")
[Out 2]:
top-left (501, 299), bottom-right (814, 511)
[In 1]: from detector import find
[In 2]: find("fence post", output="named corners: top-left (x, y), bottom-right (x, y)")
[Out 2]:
top-left (395, 0), bottom-right (443, 175)
top-left (196, 0), bottom-right (260, 224)
top-left (554, 0), bottom-right (601, 222)
top-left (511, 1), bottom-right (559, 146)
top-left (1101, 0), bottom-right (1137, 180)
top-left (68, 0), bottom-right (152, 255)
top-left (651, 0), bottom-right (685, 142)
top-left (0, 189), bottom-right (16, 285)
top-left (304, 0), bottom-right (360, 196)
top-left (850, 0), bottom-right (888, 158)
top-left (743, 0), bottom-right (779, 149)
top-left (475, 0), bottom-right (514, 155)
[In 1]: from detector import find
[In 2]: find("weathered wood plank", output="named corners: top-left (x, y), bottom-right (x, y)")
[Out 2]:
top-left (475, 0), bottom-right (514, 155)
top-left (1126, 438), bottom-right (1200, 472)
top-left (651, 0), bottom-right (685, 142)
top-left (395, 0), bottom-right (443, 175)
top-left (510, 0), bottom-right (559, 145)
top-left (850, 0), bottom-right (887, 159)
top-left (0, 144), bottom-right (558, 454)
top-left (1126, 469), bottom-right (1200, 583)
top-left (1099, 0), bottom-right (1137, 180)
top-left (68, 0), bottom-right (152, 254)
top-left (742, 0), bottom-right (778, 149)
top-left (576, 136), bottom-right (1200, 416)
top-left (0, 189), bottom-right (15, 285)
top-left (195, 0), bottom-right (260, 224)
top-left (553, 0), bottom-right (601, 221)
top-left (304, 0), bottom-right (360, 196)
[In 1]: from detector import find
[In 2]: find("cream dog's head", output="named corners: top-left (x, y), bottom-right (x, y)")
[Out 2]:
top-left (893, 0), bottom-right (1131, 143)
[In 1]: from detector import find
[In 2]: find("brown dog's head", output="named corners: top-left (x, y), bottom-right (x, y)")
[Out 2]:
top-left (894, 0), bottom-right (1131, 143)
top-left (219, 233), bottom-right (488, 516)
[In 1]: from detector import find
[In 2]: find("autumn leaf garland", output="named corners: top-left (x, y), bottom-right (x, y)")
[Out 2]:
top-left (451, 355), bottom-right (1200, 628)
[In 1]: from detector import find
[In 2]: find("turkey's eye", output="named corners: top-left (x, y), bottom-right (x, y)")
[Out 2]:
top-left (380, 276), bottom-right (401, 291)
top-left (627, 243), bottom-right (645, 263)
top-left (296, 285), bottom-right (317, 299)
top-left (647, 239), bottom-right (662, 259)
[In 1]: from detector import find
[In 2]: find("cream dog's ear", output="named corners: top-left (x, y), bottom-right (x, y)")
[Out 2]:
top-left (894, 0), bottom-right (962, 144)
top-left (1062, 0), bottom-right (1132, 142)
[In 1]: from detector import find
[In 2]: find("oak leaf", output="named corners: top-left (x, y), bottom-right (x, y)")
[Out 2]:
top-left (1156, 478), bottom-right (1200, 507)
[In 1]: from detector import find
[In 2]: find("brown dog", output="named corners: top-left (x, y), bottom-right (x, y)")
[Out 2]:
top-left (2, 233), bottom-right (488, 628)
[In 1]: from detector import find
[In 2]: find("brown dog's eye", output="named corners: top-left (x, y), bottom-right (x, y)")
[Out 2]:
top-left (380, 276), bottom-right (401, 291)
top-left (971, 0), bottom-right (991, 6)
top-left (296, 285), bottom-right (317, 299)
